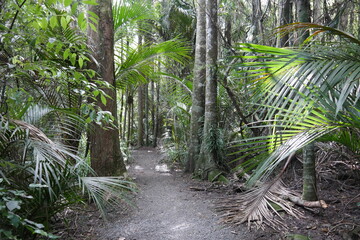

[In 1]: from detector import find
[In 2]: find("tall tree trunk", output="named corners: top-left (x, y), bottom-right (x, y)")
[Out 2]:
top-left (144, 83), bottom-right (149, 146)
top-left (122, 90), bottom-right (128, 140)
top-left (278, 0), bottom-right (291, 47)
top-left (126, 96), bottom-right (133, 147)
top-left (302, 142), bottom-right (318, 201)
top-left (250, 0), bottom-right (263, 44)
top-left (118, 90), bottom-right (124, 138)
top-left (297, 0), bottom-right (317, 200)
top-left (151, 81), bottom-right (155, 146)
top-left (137, 85), bottom-right (144, 147)
top-left (186, 0), bottom-right (206, 173)
top-left (87, 0), bottom-right (126, 176)
top-left (313, 0), bottom-right (322, 24)
top-left (153, 81), bottom-right (160, 147)
top-left (197, 0), bottom-right (219, 179)
top-left (297, 0), bottom-right (311, 44)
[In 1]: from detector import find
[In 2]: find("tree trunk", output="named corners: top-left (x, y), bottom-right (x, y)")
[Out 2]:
top-left (87, 0), bottom-right (126, 176)
top-left (153, 81), bottom-right (160, 147)
top-left (197, 0), bottom-right (219, 179)
top-left (296, 0), bottom-right (311, 44)
top-left (250, 0), bottom-right (263, 44)
top-left (151, 81), bottom-right (155, 146)
top-left (137, 84), bottom-right (144, 147)
top-left (313, 0), bottom-right (322, 24)
top-left (118, 90), bottom-right (124, 137)
top-left (186, 0), bottom-right (206, 173)
top-left (278, 0), bottom-right (291, 47)
top-left (302, 142), bottom-right (318, 201)
top-left (144, 83), bottom-right (149, 146)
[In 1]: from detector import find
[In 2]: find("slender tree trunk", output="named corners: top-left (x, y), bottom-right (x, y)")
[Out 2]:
top-left (197, 0), bottom-right (219, 179)
top-left (186, 0), bottom-right (206, 173)
top-left (250, 0), bottom-right (263, 44)
top-left (278, 0), bottom-right (291, 47)
top-left (118, 90), bottom-right (124, 137)
top-left (137, 85), bottom-right (144, 147)
top-left (297, 0), bottom-right (317, 200)
top-left (151, 81), bottom-right (155, 146)
top-left (302, 142), bottom-right (318, 201)
top-left (122, 90), bottom-right (128, 140)
top-left (153, 81), bottom-right (160, 147)
top-left (127, 98), bottom-right (133, 147)
top-left (87, 0), bottom-right (126, 176)
top-left (297, 0), bottom-right (311, 44)
top-left (313, 0), bottom-right (322, 24)
top-left (144, 83), bottom-right (149, 146)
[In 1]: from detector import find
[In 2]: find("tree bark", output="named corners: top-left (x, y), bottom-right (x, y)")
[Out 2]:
top-left (186, 0), bottom-right (206, 173)
top-left (278, 0), bottom-right (292, 47)
top-left (137, 84), bottom-right (145, 147)
top-left (197, 0), bottom-right (219, 178)
top-left (87, 0), bottom-right (126, 176)
top-left (144, 83), bottom-right (149, 146)
top-left (296, 0), bottom-right (311, 44)
top-left (313, 0), bottom-right (322, 24)
top-left (302, 142), bottom-right (318, 201)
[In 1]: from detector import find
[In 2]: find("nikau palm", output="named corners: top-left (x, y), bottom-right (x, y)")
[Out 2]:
top-left (221, 23), bottom-right (360, 228)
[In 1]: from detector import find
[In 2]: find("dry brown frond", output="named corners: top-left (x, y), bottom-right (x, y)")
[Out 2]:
top-left (217, 180), bottom-right (304, 230)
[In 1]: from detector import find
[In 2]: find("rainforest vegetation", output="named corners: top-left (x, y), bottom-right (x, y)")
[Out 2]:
top-left (0, 0), bottom-right (359, 239)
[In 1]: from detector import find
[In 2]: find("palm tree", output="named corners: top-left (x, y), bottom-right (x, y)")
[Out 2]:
top-left (223, 23), bottom-right (360, 228)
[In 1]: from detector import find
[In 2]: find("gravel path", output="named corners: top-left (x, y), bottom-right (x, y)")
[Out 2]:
top-left (98, 147), bottom-right (249, 240)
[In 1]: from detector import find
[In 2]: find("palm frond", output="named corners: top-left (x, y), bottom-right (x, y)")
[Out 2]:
top-left (219, 180), bottom-right (303, 229)
top-left (112, 1), bottom-right (153, 41)
top-left (228, 25), bottom-right (360, 229)
top-left (276, 23), bottom-right (360, 45)
top-left (115, 39), bottom-right (190, 89)
top-left (81, 176), bottom-right (137, 216)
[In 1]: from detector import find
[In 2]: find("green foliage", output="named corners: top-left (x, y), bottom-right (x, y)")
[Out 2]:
top-left (0, 0), bottom-right (136, 238)
top-left (0, 179), bottom-right (58, 239)
top-left (115, 39), bottom-right (191, 89)
top-left (231, 25), bottom-right (360, 186)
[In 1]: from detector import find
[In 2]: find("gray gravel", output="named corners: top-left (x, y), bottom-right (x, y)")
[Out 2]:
top-left (98, 147), bottom-right (250, 240)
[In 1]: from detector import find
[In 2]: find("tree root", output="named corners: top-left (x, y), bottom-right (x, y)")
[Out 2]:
top-left (287, 195), bottom-right (328, 208)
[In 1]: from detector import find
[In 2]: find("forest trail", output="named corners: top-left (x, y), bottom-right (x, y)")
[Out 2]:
top-left (97, 147), bottom-right (248, 240)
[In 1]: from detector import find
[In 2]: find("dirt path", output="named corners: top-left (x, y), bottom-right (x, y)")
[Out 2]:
top-left (97, 147), bottom-right (249, 240)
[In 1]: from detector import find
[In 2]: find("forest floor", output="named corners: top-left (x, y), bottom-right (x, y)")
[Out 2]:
top-left (55, 147), bottom-right (360, 240)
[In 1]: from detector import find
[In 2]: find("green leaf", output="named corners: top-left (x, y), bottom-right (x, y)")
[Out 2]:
top-left (50, 15), bottom-right (58, 29)
top-left (0, 24), bottom-right (8, 31)
top-left (8, 213), bottom-right (21, 227)
top-left (46, 0), bottom-right (56, 5)
top-left (100, 94), bottom-right (107, 106)
top-left (63, 48), bottom-right (70, 60)
top-left (93, 90), bottom-right (99, 97)
top-left (89, 22), bottom-right (97, 32)
top-left (83, 0), bottom-right (98, 5)
top-left (60, 16), bottom-right (67, 29)
top-left (70, 53), bottom-right (77, 66)
top-left (71, 2), bottom-right (79, 15)
top-left (25, 219), bottom-right (44, 229)
top-left (38, 18), bottom-right (48, 29)
top-left (64, 0), bottom-right (72, 7)
top-left (6, 200), bottom-right (21, 211)
top-left (77, 12), bottom-right (86, 31)
top-left (78, 57), bottom-right (84, 68)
